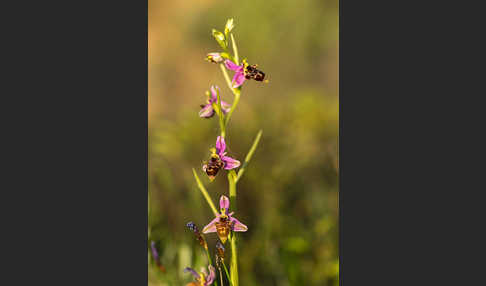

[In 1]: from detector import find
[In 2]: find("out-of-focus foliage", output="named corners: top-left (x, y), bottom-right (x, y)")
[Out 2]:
top-left (149, 0), bottom-right (338, 285)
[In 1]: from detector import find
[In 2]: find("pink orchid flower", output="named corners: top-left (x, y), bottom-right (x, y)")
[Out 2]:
top-left (202, 195), bottom-right (248, 244)
top-left (224, 60), bottom-right (247, 88)
top-left (184, 265), bottom-right (215, 286)
top-left (199, 85), bottom-right (231, 118)
top-left (203, 136), bottom-right (240, 180)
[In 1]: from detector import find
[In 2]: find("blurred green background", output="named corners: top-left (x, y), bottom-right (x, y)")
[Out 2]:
top-left (148, 0), bottom-right (338, 285)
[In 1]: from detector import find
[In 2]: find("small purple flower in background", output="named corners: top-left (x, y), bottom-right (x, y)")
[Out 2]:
top-left (186, 221), bottom-right (208, 249)
top-left (202, 195), bottom-right (248, 244)
top-left (224, 60), bottom-right (246, 88)
top-left (206, 53), bottom-right (224, 64)
top-left (199, 85), bottom-right (232, 118)
top-left (184, 265), bottom-right (216, 286)
top-left (150, 241), bottom-right (159, 263)
top-left (203, 136), bottom-right (241, 180)
top-left (150, 241), bottom-right (166, 272)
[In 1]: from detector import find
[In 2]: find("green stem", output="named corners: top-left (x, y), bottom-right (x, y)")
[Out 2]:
top-left (230, 234), bottom-right (238, 286)
top-left (228, 170), bottom-right (237, 211)
top-left (224, 92), bottom-right (240, 126)
top-left (217, 89), bottom-right (226, 138)
top-left (220, 63), bottom-right (234, 92)
top-left (236, 130), bottom-right (263, 183)
top-left (204, 245), bottom-right (212, 266)
top-left (227, 171), bottom-right (238, 286)
top-left (230, 33), bottom-right (239, 65)
top-left (192, 168), bottom-right (219, 216)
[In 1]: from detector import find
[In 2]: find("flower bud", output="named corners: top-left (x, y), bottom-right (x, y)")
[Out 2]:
top-left (224, 18), bottom-right (234, 35)
top-left (206, 53), bottom-right (224, 64)
top-left (212, 29), bottom-right (227, 50)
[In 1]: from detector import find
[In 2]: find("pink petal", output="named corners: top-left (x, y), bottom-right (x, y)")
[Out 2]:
top-left (199, 104), bottom-right (215, 118)
top-left (222, 155), bottom-right (240, 170)
top-left (232, 71), bottom-right (246, 88)
top-left (230, 216), bottom-right (248, 232)
top-left (206, 265), bottom-right (216, 285)
top-left (221, 100), bottom-right (231, 114)
top-left (224, 60), bottom-right (242, 71)
top-left (220, 195), bottom-right (230, 211)
top-left (216, 136), bottom-right (226, 154)
top-left (202, 216), bottom-right (219, 234)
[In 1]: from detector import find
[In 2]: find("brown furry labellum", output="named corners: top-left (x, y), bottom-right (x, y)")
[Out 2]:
top-left (203, 154), bottom-right (225, 180)
top-left (215, 216), bottom-right (232, 243)
top-left (244, 64), bottom-right (265, 81)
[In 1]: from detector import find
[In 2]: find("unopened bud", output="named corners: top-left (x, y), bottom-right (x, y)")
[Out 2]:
top-left (206, 53), bottom-right (224, 64)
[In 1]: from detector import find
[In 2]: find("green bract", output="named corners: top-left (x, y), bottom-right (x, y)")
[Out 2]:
top-left (212, 29), bottom-right (227, 50)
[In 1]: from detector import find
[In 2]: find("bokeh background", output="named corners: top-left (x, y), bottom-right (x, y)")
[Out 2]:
top-left (148, 1), bottom-right (338, 285)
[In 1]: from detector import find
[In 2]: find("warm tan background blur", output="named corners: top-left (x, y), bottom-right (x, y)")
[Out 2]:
top-left (149, 0), bottom-right (338, 285)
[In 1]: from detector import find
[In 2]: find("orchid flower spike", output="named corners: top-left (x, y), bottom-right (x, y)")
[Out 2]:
top-left (202, 136), bottom-right (241, 180)
top-left (202, 195), bottom-right (248, 244)
top-left (224, 59), bottom-right (266, 88)
top-left (199, 85), bottom-right (231, 118)
top-left (184, 265), bottom-right (216, 286)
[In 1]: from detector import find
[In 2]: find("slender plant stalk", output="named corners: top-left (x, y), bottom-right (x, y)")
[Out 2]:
top-left (224, 92), bottom-right (240, 126)
top-left (219, 268), bottom-right (224, 286)
top-left (226, 170), bottom-right (238, 286)
top-left (219, 63), bottom-right (234, 92)
top-left (192, 168), bottom-right (218, 216)
top-left (222, 262), bottom-right (233, 286)
top-left (229, 234), bottom-right (238, 286)
top-left (214, 89), bottom-right (226, 138)
top-left (228, 170), bottom-right (237, 210)
top-left (236, 130), bottom-right (263, 183)
top-left (204, 246), bottom-right (212, 266)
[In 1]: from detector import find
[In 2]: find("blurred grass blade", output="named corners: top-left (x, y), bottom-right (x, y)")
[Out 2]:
top-left (223, 262), bottom-right (233, 286)
top-left (230, 33), bottom-right (239, 65)
top-left (236, 130), bottom-right (263, 183)
top-left (192, 168), bottom-right (218, 216)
